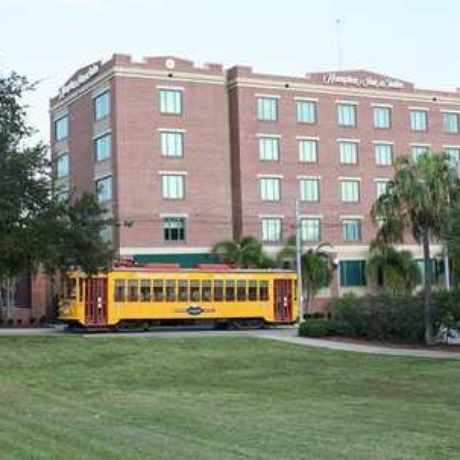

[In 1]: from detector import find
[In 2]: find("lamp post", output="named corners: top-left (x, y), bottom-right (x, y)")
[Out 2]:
top-left (295, 199), bottom-right (304, 324)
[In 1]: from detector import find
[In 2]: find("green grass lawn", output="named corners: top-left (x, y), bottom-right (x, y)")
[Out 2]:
top-left (0, 336), bottom-right (460, 460)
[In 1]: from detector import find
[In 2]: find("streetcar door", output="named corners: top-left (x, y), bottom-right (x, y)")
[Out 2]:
top-left (274, 279), bottom-right (292, 321)
top-left (84, 278), bottom-right (108, 325)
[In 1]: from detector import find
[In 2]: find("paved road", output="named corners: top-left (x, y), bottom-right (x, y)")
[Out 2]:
top-left (2, 326), bottom-right (460, 360)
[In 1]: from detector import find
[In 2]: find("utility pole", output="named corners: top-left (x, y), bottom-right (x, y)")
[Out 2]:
top-left (295, 199), bottom-right (304, 323)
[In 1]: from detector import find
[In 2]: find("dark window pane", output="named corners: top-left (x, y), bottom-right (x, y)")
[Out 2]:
top-left (259, 281), bottom-right (269, 301)
top-left (153, 280), bottom-right (164, 301)
top-left (202, 280), bottom-right (212, 301)
top-left (248, 280), bottom-right (257, 301)
top-left (190, 280), bottom-right (200, 302)
top-left (225, 280), bottom-right (235, 301)
top-left (237, 280), bottom-right (247, 301)
top-left (128, 280), bottom-right (138, 301)
top-left (166, 280), bottom-right (176, 302)
top-left (114, 280), bottom-right (125, 302)
top-left (178, 280), bottom-right (188, 301)
top-left (140, 280), bottom-right (151, 301)
top-left (214, 280), bottom-right (224, 301)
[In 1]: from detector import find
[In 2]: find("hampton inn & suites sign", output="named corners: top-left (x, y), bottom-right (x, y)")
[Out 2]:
top-left (322, 73), bottom-right (405, 89)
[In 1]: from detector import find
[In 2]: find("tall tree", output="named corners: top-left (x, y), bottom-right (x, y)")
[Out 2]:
top-left (371, 152), bottom-right (459, 344)
top-left (0, 72), bottom-right (113, 318)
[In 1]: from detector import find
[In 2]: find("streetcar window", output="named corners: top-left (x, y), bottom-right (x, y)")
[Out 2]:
top-left (190, 280), bottom-right (200, 302)
top-left (259, 281), bottom-right (269, 301)
top-left (213, 280), bottom-right (224, 301)
top-left (153, 280), bottom-right (164, 301)
top-left (248, 280), bottom-right (258, 301)
top-left (237, 280), bottom-right (247, 301)
top-left (114, 280), bottom-right (125, 302)
top-left (178, 280), bottom-right (188, 301)
top-left (62, 277), bottom-right (77, 300)
top-left (225, 280), bottom-right (235, 301)
top-left (202, 280), bottom-right (212, 301)
top-left (166, 279), bottom-right (176, 302)
top-left (140, 280), bottom-right (151, 301)
top-left (128, 280), bottom-right (139, 302)
top-left (79, 278), bottom-right (84, 302)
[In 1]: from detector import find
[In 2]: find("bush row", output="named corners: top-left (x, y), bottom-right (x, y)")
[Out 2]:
top-left (0, 316), bottom-right (47, 327)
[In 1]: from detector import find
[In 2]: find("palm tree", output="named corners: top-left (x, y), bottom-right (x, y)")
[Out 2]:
top-left (371, 151), bottom-right (459, 344)
top-left (277, 236), bottom-right (334, 315)
top-left (367, 242), bottom-right (421, 295)
top-left (211, 236), bottom-right (275, 268)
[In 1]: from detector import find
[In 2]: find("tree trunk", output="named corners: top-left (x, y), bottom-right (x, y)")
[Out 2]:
top-left (422, 233), bottom-right (434, 345)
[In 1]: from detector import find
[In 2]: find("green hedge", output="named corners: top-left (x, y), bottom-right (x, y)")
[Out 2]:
top-left (298, 320), bottom-right (329, 338)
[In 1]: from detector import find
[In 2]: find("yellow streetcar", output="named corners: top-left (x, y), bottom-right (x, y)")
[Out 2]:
top-left (59, 263), bottom-right (298, 330)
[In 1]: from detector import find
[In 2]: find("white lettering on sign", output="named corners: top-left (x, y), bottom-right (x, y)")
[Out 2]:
top-left (323, 73), bottom-right (405, 90)
top-left (59, 64), bottom-right (101, 98)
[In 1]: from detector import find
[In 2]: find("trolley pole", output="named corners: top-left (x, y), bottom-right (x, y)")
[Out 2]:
top-left (295, 199), bottom-right (304, 324)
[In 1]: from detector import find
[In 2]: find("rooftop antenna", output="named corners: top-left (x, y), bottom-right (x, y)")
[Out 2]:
top-left (336, 18), bottom-right (343, 70)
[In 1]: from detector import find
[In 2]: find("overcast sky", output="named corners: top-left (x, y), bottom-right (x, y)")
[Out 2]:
top-left (2, 0), bottom-right (459, 142)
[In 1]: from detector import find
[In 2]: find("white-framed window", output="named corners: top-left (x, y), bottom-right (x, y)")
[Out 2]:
top-left (56, 152), bottom-right (69, 178)
top-left (261, 218), bottom-right (282, 242)
top-left (374, 143), bottom-right (394, 166)
top-left (160, 131), bottom-right (184, 157)
top-left (55, 116), bottom-right (69, 141)
top-left (342, 219), bottom-right (362, 241)
top-left (373, 106), bottom-right (391, 129)
top-left (94, 133), bottom-right (111, 162)
top-left (445, 147), bottom-right (460, 167)
top-left (96, 176), bottom-right (112, 203)
top-left (161, 174), bottom-right (185, 199)
top-left (375, 180), bottom-right (390, 198)
top-left (410, 110), bottom-right (428, 132)
top-left (299, 178), bottom-right (320, 202)
top-left (411, 145), bottom-right (429, 161)
top-left (340, 180), bottom-right (360, 202)
top-left (337, 104), bottom-right (356, 127)
top-left (159, 89), bottom-right (182, 115)
top-left (94, 91), bottom-right (110, 120)
top-left (259, 136), bottom-right (279, 161)
top-left (443, 113), bottom-right (460, 134)
top-left (257, 97), bottom-right (278, 121)
top-left (259, 177), bottom-right (281, 201)
top-left (296, 101), bottom-right (316, 124)
top-left (163, 217), bottom-right (186, 242)
top-left (298, 139), bottom-right (318, 163)
top-left (339, 141), bottom-right (359, 164)
top-left (100, 226), bottom-right (113, 244)
top-left (300, 218), bottom-right (321, 242)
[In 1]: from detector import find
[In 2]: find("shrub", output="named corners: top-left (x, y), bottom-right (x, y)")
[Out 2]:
top-left (16, 318), bottom-right (22, 327)
top-left (327, 320), bottom-right (353, 336)
top-left (298, 319), bottom-right (329, 338)
top-left (30, 316), bottom-right (36, 326)
top-left (433, 289), bottom-right (460, 329)
top-left (6, 318), bottom-right (14, 327)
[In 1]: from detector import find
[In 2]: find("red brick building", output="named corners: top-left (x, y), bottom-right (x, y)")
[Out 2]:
top-left (40, 54), bottom-right (460, 315)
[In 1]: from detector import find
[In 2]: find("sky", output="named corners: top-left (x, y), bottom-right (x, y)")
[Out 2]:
top-left (1, 0), bottom-right (460, 143)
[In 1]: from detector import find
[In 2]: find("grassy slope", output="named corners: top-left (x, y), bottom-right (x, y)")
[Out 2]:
top-left (0, 336), bottom-right (459, 460)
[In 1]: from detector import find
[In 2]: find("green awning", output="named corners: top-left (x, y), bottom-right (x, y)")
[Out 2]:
top-left (133, 253), bottom-right (219, 268)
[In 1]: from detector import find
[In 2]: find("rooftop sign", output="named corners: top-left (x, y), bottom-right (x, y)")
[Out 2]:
top-left (58, 63), bottom-right (101, 99)
top-left (323, 73), bottom-right (405, 90)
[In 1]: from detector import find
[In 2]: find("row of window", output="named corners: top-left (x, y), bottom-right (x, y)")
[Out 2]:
top-left (113, 279), bottom-right (270, 303)
top-left (257, 96), bottom-right (460, 134)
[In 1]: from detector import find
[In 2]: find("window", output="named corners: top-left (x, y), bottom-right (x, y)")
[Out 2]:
top-left (56, 153), bottom-right (69, 178)
top-left (153, 280), bottom-right (164, 301)
top-left (190, 280), bottom-right (200, 302)
top-left (128, 280), bottom-right (138, 302)
top-left (261, 218), bottom-right (282, 242)
top-left (259, 281), bottom-right (269, 301)
top-left (202, 280), bottom-right (212, 301)
top-left (94, 91), bottom-right (110, 120)
top-left (342, 219), bottom-right (362, 242)
top-left (159, 89), bottom-right (182, 114)
top-left (178, 280), bottom-right (188, 301)
top-left (163, 217), bottom-right (186, 242)
top-left (341, 180), bottom-right (360, 202)
top-left (300, 218), bottom-right (321, 242)
top-left (375, 180), bottom-right (389, 198)
top-left (299, 178), bottom-right (320, 202)
top-left (410, 110), bottom-right (428, 131)
top-left (166, 280), bottom-right (176, 301)
top-left (340, 260), bottom-right (367, 287)
top-left (55, 116), bottom-right (69, 141)
top-left (445, 147), bottom-right (460, 167)
top-left (296, 100), bottom-right (316, 124)
top-left (259, 137), bottom-right (279, 161)
top-left (225, 280), bottom-right (235, 301)
top-left (259, 177), bottom-right (280, 201)
top-left (160, 131), bottom-right (183, 157)
top-left (94, 133), bottom-right (111, 162)
top-left (375, 143), bottom-right (393, 166)
top-left (100, 226), bottom-right (112, 244)
top-left (337, 104), bottom-right (356, 127)
top-left (114, 280), bottom-right (125, 302)
top-left (161, 174), bottom-right (185, 199)
top-left (96, 176), bottom-right (112, 202)
top-left (373, 106), bottom-right (391, 129)
top-left (248, 280), bottom-right (258, 301)
top-left (411, 145), bottom-right (429, 161)
top-left (140, 280), bottom-right (151, 302)
top-left (56, 190), bottom-right (69, 203)
top-left (339, 141), bottom-right (358, 165)
top-left (237, 280), bottom-right (247, 301)
top-left (298, 139), bottom-right (318, 163)
top-left (257, 97), bottom-right (278, 121)
top-left (214, 280), bottom-right (224, 301)
top-left (443, 113), bottom-right (460, 134)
